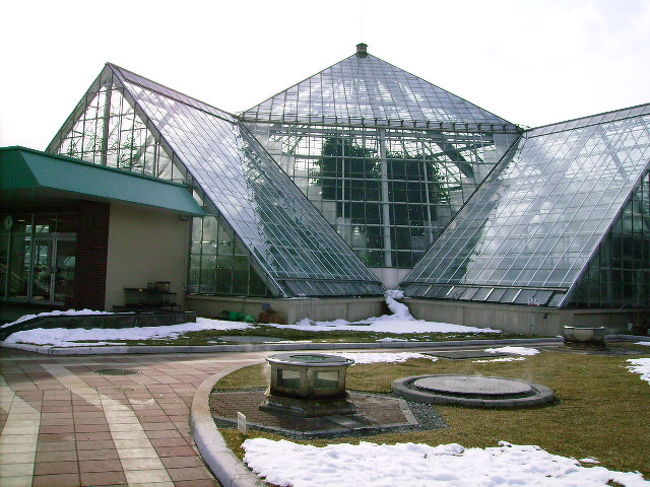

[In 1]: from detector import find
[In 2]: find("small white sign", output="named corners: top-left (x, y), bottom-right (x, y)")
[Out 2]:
top-left (237, 411), bottom-right (247, 435)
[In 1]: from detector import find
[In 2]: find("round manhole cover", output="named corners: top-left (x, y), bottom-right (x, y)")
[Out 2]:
top-left (95, 368), bottom-right (141, 376)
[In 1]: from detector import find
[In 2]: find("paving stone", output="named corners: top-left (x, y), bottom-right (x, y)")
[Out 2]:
top-left (80, 470), bottom-right (127, 486)
top-left (34, 461), bottom-right (79, 475)
top-left (32, 473), bottom-right (81, 487)
top-left (78, 459), bottom-right (123, 473)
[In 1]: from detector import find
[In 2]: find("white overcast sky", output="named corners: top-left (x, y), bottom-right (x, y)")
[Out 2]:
top-left (1, 0), bottom-right (648, 149)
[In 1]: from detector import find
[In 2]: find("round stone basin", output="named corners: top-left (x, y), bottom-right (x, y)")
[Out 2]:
top-left (414, 375), bottom-right (533, 398)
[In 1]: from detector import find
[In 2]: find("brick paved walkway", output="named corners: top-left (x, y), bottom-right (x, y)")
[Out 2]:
top-left (0, 348), bottom-right (266, 487)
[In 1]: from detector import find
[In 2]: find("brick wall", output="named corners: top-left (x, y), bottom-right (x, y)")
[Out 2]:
top-left (72, 201), bottom-right (110, 310)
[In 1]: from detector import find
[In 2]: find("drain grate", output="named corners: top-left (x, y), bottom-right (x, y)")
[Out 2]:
top-left (95, 368), bottom-right (141, 376)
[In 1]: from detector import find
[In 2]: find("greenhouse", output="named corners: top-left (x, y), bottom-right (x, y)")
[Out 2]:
top-left (1, 44), bottom-right (648, 331)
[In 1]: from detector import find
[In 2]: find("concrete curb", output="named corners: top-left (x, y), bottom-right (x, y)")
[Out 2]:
top-left (606, 334), bottom-right (650, 342)
top-left (191, 361), bottom-right (267, 487)
top-left (0, 336), bottom-right (565, 355)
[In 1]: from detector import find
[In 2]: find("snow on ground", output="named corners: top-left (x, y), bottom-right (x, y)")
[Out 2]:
top-left (384, 289), bottom-right (413, 320)
top-left (473, 347), bottom-right (540, 363)
top-left (627, 358), bottom-right (650, 386)
top-left (1, 317), bottom-right (252, 347)
top-left (1, 291), bottom-right (499, 347)
top-left (338, 352), bottom-right (437, 364)
top-left (635, 342), bottom-right (650, 346)
top-left (0, 309), bottom-right (112, 329)
top-left (485, 346), bottom-right (540, 356)
top-left (243, 438), bottom-right (650, 487)
top-left (473, 357), bottom-right (526, 363)
top-left (274, 316), bottom-right (499, 335)
top-left (265, 289), bottom-right (500, 335)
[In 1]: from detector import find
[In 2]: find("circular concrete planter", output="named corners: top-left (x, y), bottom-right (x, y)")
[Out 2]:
top-left (563, 326), bottom-right (607, 344)
top-left (392, 374), bottom-right (555, 408)
top-left (261, 352), bottom-right (356, 417)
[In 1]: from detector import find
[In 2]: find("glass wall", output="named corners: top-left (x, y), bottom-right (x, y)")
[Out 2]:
top-left (571, 170), bottom-right (650, 307)
top-left (401, 104), bottom-right (650, 307)
top-left (47, 63), bottom-right (385, 298)
top-left (47, 70), bottom-right (187, 182)
top-left (248, 123), bottom-right (516, 268)
top-left (0, 213), bottom-right (77, 305)
top-left (242, 49), bottom-right (519, 269)
top-left (189, 214), bottom-right (274, 297)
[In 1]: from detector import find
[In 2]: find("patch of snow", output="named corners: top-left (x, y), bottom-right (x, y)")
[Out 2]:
top-left (473, 357), bottom-right (526, 363)
top-left (294, 318), bottom-right (351, 327)
top-left (243, 439), bottom-right (650, 487)
top-left (270, 318), bottom-right (499, 335)
top-left (269, 340), bottom-right (313, 344)
top-left (384, 289), bottom-right (413, 320)
top-left (338, 352), bottom-right (437, 364)
top-left (282, 289), bottom-right (499, 334)
top-left (485, 346), bottom-right (540, 356)
top-left (0, 309), bottom-right (112, 329)
top-left (635, 341), bottom-right (650, 346)
top-left (580, 457), bottom-right (600, 464)
top-left (1, 317), bottom-right (253, 347)
top-left (627, 358), bottom-right (650, 385)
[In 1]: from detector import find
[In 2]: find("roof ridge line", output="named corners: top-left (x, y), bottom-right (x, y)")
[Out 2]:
top-left (106, 62), bottom-right (237, 124)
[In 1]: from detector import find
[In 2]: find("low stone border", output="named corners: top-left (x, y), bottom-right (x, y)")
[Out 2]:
top-left (191, 362), bottom-right (267, 487)
top-left (606, 334), bottom-right (650, 342)
top-left (1, 336), bottom-right (564, 355)
top-left (0, 311), bottom-right (196, 340)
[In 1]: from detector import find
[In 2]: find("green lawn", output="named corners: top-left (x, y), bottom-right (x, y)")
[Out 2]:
top-left (217, 347), bottom-right (650, 478)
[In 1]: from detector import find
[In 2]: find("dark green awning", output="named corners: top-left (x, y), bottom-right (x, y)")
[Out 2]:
top-left (0, 146), bottom-right (205, 216)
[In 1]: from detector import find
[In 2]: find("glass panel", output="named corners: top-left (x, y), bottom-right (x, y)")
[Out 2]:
top-left (513, 289), bottom-right (537, 305)
top-left (485, 288), bottom-right (507, 303)
top-left (31, 234), bottom-right (53, 303)
top-left (53, 237), bottom-right (76, 305)
top-left (532, 290), bottom-right (554, 306)
top-left (459, 287), bottom-right (479, 301)
top-left (471, 287), bottom-right (493, 301)
top-left (277, 369), bottom-right (300, 389)
top-left (7, 215), bottom-right (31, 301)
top-left (314, 371), bottom-right (339, 389)
top-left (0, 225), bottom-right (8, 298)
top-left (500, 289), bottom-right (521, 304)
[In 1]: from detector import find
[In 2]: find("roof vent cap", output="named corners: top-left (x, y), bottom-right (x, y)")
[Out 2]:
top-left (356, 43), bottom-right (368, 58)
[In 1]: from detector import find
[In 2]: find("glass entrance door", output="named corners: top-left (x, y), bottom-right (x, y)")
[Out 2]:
top-left (2, 213), bottom-right (78, 306)
top-left (30, 233), bottom-right (76, 306)
top-left (30, 234), bottom-right (54, 304)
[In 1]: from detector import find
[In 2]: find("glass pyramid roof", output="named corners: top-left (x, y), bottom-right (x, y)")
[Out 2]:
top-left (401, 103), bottom-right (650, 306)
top-left (106, 64), bottom-right (384, 296)
top-left (241, 47), bottom-right (517, 131)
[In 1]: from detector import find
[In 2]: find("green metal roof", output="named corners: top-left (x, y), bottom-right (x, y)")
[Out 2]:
top-left (0, 146), bottom-right (205, 216)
